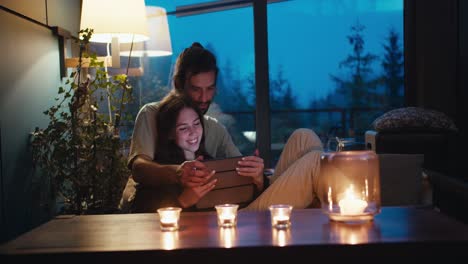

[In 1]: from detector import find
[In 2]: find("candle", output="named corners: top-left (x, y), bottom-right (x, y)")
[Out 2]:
top-left (160, 214), bottom-right (177, 224)
top-left (157, 207), bottom-right (182, 231)
top-left (338, 186), bottom-right (368, 215)
top-left (220, 212), bottom-right (236, 225)
top-left (269, 204), bottom-right (293, 229)
top-left (272, 215), bottom-right (290, 228)
top-left (215, 204), bottom-right (239, 228)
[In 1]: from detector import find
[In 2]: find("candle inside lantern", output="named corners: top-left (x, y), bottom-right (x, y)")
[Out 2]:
top-left (338, 186), bottom-right (368, 215)
top-left (215, 204), bottom-right (239, 228)
top-left (157, 207), bottom-right (182, 231)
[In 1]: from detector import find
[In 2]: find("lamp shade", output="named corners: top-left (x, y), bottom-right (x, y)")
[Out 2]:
top-left (80, 0), bottom-right (149, 43)
top-left (121, 6), bottom-right (173, 57)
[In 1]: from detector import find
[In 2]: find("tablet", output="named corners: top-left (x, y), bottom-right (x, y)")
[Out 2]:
top-left (196, 156), bottom-right (255, 209)
top-left (202, 156), bottom-right (253, 190)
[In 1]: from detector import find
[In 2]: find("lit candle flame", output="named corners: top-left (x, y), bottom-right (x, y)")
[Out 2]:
top-left (338, 185), bottom-right (368, 215)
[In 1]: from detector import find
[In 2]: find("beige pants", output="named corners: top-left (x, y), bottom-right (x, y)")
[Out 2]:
top-left (243, 128), bottom-right (324, 211)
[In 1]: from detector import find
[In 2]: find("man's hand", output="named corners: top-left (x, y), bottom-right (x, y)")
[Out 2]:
top-left (176, 156), bottom-right (215, 188)
top-left (236, 152), bottom-right (264, 191)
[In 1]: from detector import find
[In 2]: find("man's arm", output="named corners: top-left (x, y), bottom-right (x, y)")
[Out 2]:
top-left (132, 155), bottom-right (179, 186)
top-left (132, 155), bottom-right (214, 188)
top-left (127, 103), bottom-right (177, 186)
top-left (127, 103), bottom-right (158, 169)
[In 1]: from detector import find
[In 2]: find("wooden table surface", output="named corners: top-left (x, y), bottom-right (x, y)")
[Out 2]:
top-left (1, 206), bottom-right (467, 262)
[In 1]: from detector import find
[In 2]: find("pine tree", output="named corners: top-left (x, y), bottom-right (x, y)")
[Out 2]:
top-left (329, 20), bottom-right (381, 136)
top-left (381, 28), bottom-right (404, 109)
top-left (330, 20), bottom-right (380, 108)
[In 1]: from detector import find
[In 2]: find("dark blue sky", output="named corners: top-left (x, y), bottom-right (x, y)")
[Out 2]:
top-left (145, 0), bottom-right (403, 107)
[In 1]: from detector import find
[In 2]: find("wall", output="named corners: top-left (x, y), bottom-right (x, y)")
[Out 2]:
top-left (0, 0), bottom-right (81, 243)
top-left (403, 0), bottom-right (467, 224)
top-left (459, 0), bottom-right (468, 168)
top-left (405, 0), bottom-right (459, 116)
top-left (405, 0), bottom-right (468, 175)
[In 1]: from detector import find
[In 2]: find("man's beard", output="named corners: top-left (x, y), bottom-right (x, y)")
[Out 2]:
top-left (196, 101), bottom-right (211, 115)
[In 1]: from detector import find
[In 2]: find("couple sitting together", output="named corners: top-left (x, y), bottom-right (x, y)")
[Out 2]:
top-left (120, 42), bottom-right (325, 213)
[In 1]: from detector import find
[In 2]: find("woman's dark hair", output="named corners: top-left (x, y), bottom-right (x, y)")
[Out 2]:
top-left (173, 42), bottom-right (219, 93)
top-left (154, 92), bottom-right (210, 164)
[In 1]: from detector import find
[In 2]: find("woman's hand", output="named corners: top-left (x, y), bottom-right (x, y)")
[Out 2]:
top-left (176, 157), bottom-right (214, 188)
top-left (236, 154), bottom-right (265, 191)
top-left (177, 178), bottom-right (217, 208)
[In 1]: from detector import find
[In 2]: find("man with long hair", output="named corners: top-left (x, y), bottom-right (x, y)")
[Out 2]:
top-left (120, 42), bottom-right (324, 212)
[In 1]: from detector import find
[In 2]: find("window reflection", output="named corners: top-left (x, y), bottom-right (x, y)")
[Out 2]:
top-left (326, 220), bottom-right (381, 244)
top-left (161, 230), bottom-right (180, 250)
top-left (272, 228), bottom-right (292, 247)
top-left (219, 227), bottom-right (238, 248)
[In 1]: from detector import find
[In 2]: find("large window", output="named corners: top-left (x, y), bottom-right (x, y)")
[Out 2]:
top-left (268, 0), bottom-right (404, 161)
top-left (122, 0), bottom-right (257, 155)
top-left (129, 0), bottom-right (404, 166)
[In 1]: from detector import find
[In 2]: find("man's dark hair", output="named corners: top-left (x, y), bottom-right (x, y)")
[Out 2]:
top-left (173, 42), bottom-right (219, 93)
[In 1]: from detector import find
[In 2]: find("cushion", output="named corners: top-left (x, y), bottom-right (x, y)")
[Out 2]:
top-left (371, 107), bottom-right (458, 133)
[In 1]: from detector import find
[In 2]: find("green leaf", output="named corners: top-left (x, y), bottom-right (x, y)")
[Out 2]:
top-left (32, 27), bottom-right (131, 215)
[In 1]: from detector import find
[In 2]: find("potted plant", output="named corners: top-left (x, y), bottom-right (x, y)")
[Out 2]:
top-left (31, 29), bottom-right (132, 215)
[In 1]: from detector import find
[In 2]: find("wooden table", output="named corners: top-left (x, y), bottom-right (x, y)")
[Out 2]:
top-left (1, 206), bottom-right (467, 262)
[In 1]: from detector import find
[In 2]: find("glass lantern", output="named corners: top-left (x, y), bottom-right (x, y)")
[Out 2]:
top-left (319, 150), bottom-right (381, 222)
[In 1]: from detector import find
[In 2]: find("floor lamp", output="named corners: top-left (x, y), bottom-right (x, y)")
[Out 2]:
top-left (120, 6), bottom-right (173, 107)
top-left (79, 0), bottom-right (150, 124)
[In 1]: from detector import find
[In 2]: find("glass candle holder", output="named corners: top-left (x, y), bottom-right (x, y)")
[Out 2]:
top-left (215, 204), bottom-right (239, 228)
top-left (319, 150), bottom-right (381, 222)
top-left (326, 137), bottom-right (356, 152)
top-left (268, 204), bottom-right (293, 229)
top-left (157, 207), bottom-right (182, 231)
